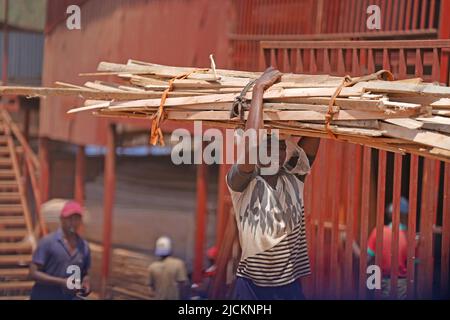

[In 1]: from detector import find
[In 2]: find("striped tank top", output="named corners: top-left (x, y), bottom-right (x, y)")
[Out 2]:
top-left (227, 166), bottom-right (311, 287)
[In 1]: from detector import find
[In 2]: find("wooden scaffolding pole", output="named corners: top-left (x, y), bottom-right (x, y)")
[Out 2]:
top-left (101, 123), bottom-right (116, 298)
top-left (193, 153), bottom-right (208, 284)
top-left (39, 137), bottom-right (50, 203)
top-left (75, 145), bottom-right (86, 206)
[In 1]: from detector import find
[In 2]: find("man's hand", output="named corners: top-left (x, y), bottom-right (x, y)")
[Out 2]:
top-left (60, 277), bottom-right (78, 295)
top-left (80, 276), bottom-right (91, 296)
top-left (253, 67), bottom-right (282, 92)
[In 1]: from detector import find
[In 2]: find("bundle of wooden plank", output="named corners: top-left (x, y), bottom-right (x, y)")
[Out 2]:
top-left (1, 59), bottom-right (450, 161)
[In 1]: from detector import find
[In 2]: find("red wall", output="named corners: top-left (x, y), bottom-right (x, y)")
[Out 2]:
top-left (40, 0), bottom-right (230, 145)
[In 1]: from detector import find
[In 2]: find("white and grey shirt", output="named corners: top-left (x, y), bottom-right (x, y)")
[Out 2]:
top-left (226, 164), bottom-right (311, 287)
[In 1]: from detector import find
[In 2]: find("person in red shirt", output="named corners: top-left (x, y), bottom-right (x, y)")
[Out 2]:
top-left (367, 197), bottom-right (410, 299)
top-left (191, 246), bottom-right (218, 299)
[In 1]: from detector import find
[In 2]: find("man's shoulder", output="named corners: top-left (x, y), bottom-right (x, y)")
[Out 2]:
top-left (167, 256), bottom-right (185, 266)
top-left (226, 164), bottom-right (259, 193)
top-left (37, 231), bottom-right (58, 247)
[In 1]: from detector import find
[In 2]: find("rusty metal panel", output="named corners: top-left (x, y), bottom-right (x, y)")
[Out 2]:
top-left (442, 163), bottom-right (450, 297)
top-left (406, 155), bottom-right (419, 298)
top-left (229, 0), bottom-right (317, 71)
top-left (41, 0), bottom-right (231, 145)
top-left (417, 158), bottom-right (437, 298)
top-left (260, 40), bottom-right (450, 83)
top-left (375, 150), bottom-right (387, 300)
top-left (390, 153), bottom-right (402, 298)
top-left (358, 146), bottom-right (371, 299)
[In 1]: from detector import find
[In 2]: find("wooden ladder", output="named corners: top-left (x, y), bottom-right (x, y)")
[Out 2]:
top-left (0, 115), bottom-right (34, 300)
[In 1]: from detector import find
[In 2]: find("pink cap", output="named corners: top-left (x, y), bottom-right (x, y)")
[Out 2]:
top-left (60, 201), bottom-right (84, 218)
top-left (207, 246), bottom-right (218, 260)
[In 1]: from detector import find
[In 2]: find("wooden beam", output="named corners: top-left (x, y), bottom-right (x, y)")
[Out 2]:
top-left (39, 138), bottom-right (50, 203)
top-left (101, 124), bottom-right (116, 298)
top-left (193, 152), bottom-right (208, 284)
top-left (74, 145), bottom-right (86, 207)
top-left (379, 122), bottom-right (450, 150)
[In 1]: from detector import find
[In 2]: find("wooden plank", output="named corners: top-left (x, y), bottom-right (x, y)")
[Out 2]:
top-left (96, 62), bottom-right (220, 81)
top-left (379, 122), bottom-right (450, 150)
top-left (87, 86), bottom-right (362, 109)
top-left (0, 254), bottom-right (31, 265)
top-left (421, 123), bottom-right (450, 134)
top-left (417, 116), bottom-right (450, 125)
top-left (163, 110), bottom-right (414, 122)
top-left (362, 81), bottom-right (450, 96)
top-left (128, 59), bottom-right (262, 79)
top-left (0, 85), bottom-right (174, 101)
top-left (384, 118), bottom-right (423, 129)
top-left (432, 110), bottom-right (450, 117)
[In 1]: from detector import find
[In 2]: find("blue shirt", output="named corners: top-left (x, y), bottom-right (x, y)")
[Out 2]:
top-left (30, 229), bottom-right (91, 300)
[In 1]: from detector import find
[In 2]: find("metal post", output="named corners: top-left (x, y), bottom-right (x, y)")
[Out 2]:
top-left (39, 137), bottom-right (50, 203)
top-left (101, 124), bottom-right (116, 298)
top-left (193, 154), bottom-right (208, 284)
top-left (75, 145), bottom-right (86, 206)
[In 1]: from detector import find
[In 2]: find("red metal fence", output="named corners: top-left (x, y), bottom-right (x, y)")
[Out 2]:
top-left (320, 0), bottom-right (440, 37)
top-left (257, 39), bottom-right (450, 299)
top-left (229, 0), bottom-right (445, 71)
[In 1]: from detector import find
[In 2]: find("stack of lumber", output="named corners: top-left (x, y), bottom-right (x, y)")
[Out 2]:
top-left (90, 243), bottom-right (154, 300)
top-left (1, 59), bottom-right (450, 161)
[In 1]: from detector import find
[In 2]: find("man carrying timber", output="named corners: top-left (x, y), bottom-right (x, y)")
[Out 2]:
top-left (227, 67), bottom-right (320, 300)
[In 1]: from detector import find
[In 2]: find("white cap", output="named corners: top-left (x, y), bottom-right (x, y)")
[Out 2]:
top-left (155, 236), bottom-right (172, 257)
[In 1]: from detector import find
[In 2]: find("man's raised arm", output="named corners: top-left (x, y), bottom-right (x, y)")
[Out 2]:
top-left (227, 67), bottom-right (282, 192)
top-left (238, 67), bottom-right (282, 174)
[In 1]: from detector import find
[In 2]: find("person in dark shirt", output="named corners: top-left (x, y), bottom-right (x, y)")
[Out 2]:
top-left (29, 201), bottom-right (91, 300)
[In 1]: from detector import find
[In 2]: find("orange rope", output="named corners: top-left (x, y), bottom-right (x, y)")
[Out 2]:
top-left (326, 75), bottom-right (352, 139)
top-left (150, 71), bottom-right (198, 145)
top-left (325, 70), bottom-right (394, 139)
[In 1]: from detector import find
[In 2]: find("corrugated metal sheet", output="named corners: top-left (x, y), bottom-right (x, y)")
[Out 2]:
top-left (41, 0), bottom-right (230, 146)
top-left (0, 30), bottom-right (44, 85)
top-left (230, 0), bottom-right (318, 71)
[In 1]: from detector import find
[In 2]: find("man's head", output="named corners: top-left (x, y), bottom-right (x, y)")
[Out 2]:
top-left (155, 236), bottom-right (172, 258)
top-left (207, 246), bottom-right (218, 264)
top-left (257, 134), bottom-right (287, 175)
top-left (386, 197), bottom-right (409, 226)
top-left (59, 201), bottom-right (84, 235)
